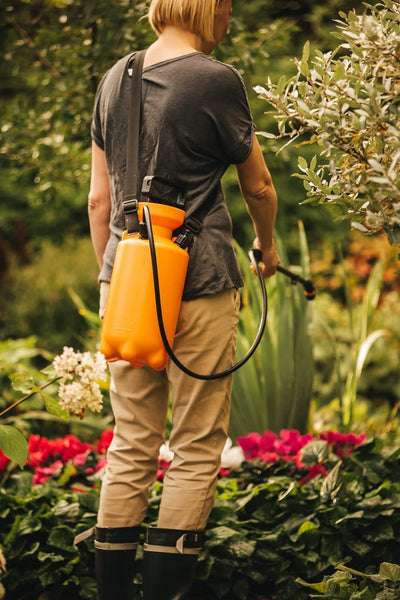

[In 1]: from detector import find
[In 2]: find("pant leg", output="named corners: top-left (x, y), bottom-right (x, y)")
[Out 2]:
top-left (97, 283), bottom-right (170, 528)
top-left (158, 288), bottom-right (240, 530)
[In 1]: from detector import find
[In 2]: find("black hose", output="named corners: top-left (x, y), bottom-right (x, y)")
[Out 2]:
top-left (143, 204), bottom-right (268, 380)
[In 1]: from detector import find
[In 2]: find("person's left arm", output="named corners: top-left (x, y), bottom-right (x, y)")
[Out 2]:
top-left (88, 141), bottom-right (111, 269)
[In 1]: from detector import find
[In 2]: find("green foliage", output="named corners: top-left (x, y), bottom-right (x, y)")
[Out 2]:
top-left (297, 562), bottom-right (400, 599)
top-left (0, 0), bottom-right (154, 249)
top-left (0, 426), bottom-right (28, 468)
top-left (1, 237), bottom-right (99, 351)
top-left (0, 484), bottom-right (98, 600)
top-left (230, 223), bottom-right (314, 439)
top-left (256, 0), bottom-right (400, 240)
top-left (340, 259), bottom-right (387, 428)
top-left (1, 437), bottom-right (400, 599)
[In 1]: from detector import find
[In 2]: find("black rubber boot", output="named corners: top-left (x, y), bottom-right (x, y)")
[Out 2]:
top-left (95, 525), bottom-right (140, 600)
top-left (142, 527), bottom-right (203, 600)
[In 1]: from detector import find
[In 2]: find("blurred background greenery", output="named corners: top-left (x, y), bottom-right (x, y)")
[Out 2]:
top-left (1, 0), bottom-right (399, 443)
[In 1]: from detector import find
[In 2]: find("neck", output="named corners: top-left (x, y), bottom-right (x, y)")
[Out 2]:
top-left (144, 26), bottom-right (214, 68)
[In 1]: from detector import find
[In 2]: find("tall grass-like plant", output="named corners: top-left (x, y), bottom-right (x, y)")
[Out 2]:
top-left (230, 222), bottom-right (314, 440)
top-left (338, 255), bottom-right (387, 429)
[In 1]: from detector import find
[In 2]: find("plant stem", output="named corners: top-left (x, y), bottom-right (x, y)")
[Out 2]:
top-left (0, 377), bottom-right (61, 419)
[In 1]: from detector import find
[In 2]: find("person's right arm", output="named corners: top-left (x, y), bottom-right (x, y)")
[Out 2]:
top-left (236, 132), bottom-right (280, 277)
top-left (88, 141), bottom-right (111, 270)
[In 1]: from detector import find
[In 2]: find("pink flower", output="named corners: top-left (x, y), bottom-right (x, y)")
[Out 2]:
top-left (95, 457), bottom-right (108, 473)
top-left (219, 468), bottom-right (231, 477)
top-left (260, 451), bottom-right (280, 464)
top-left (319, 431), bottom-right (366, 457)
top-left (157, 460), bottom-right (170, 481)
top-left (32, 460), bottom-right (64, 485)
top-left (237, 432), bottom-right (262, 459)
top-left (72, 452), bottom-right (90, 467)
top-left (299, 463), bottom-right (328, 485)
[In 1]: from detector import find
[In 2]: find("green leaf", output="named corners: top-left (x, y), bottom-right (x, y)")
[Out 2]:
top-left (297, 520), bottom-right (318, 537)
top-left (301, 440), bottom-right (329, 467)
top-left (320, 462), bottom-right (342, 503)
top-left (379, 563), bottom-right (400, 583)
top-left (298, 156), bottom-right (308, 172)
top-left (48, 525), bottom-right (76, 553)
top-left (300, 41), bottom-right (311, 77)
top-left (8, 372), bottom-right (36, 394)
top-left (0, 425), bottom-right (28, 468)
top-left (41, 393), bottom-right (69, 420)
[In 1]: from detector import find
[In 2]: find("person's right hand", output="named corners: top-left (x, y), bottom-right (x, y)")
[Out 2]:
top-left (252, 238), bottom-right (280, 278)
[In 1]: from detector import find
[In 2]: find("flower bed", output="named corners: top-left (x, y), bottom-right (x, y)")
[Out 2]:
top-left (0, 430), bottom-right (399, 599)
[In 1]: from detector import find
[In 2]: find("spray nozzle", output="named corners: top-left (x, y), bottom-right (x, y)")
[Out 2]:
top-left (250, 248), bottom-right (316, 300)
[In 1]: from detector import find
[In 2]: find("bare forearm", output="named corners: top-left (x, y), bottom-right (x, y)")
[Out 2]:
top-left (244, 183), bottom-right (278, 250)
top-left (236, 134), bottom-right (280, 277)
top-left (88, 142), bottom-right (111, 270)
top-left (88, 201), bottom-right (110, 269)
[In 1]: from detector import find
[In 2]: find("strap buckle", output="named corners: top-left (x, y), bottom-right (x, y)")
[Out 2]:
top-left (174, 217), bottom-right (202, 249)
top-left (123, 197), bottom-right (139, 234)
top-left (123, 197), bottom-right (138, 214)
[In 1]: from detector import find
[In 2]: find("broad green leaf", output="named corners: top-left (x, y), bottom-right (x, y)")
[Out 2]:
top-left (8, 372), bottom-right (36, 395)
top-left (379, 563), bottom-right (400, 583)
top-left (0, 425), bottom-right (28, 468)
top-left (297, 520), bottom-right (318, 537)
top-left (300, 440), bottom-right (329, 467)
top-left (48, 525), bottom-right (76, 553)
top-left (321, 462), bottom-right (342, 503)
top-left (41, 393), bottom-right (69, 420)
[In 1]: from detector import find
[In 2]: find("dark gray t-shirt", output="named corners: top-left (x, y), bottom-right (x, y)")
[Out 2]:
top-left (91, 51), bottom-right (254, 300)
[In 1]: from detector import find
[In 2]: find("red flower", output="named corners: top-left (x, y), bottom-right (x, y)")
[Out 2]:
top-left (95, 429), bottom-right (114, 455)
top-left (260, 451), bottom-right (279, 464)
top-left (299, 463), bottom-right (328, 485)
top-left (32, 460), bottom-right (64, 485)
top-left (156, 459), bottom-right (170, 481)
top-left (0, 449), bottom-right (10, 471)
top-left (237, 432), bottom-right (262, 460)
top-left (219, 468), bottom-right (231, 477)
top-left (319, 431), bottom-right (366, 458)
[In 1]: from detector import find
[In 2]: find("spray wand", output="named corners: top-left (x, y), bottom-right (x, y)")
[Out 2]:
top-left (251, 249), bottom-right (316, 301)
top-left (144, 205), bottom-right (316, 380)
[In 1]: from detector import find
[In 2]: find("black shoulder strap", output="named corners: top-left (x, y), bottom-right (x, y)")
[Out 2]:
top-left (174, 186), bottom-right (219, 250)
top-left (123, 49), bottom-right (146, 234)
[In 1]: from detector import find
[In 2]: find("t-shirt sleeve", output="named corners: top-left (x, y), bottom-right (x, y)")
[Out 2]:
top-left (90, 73), bottom-right (108, 150)
top-left (209, 65), bottom-right (254, 165)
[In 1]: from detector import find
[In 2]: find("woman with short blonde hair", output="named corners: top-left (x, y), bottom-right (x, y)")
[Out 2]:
top-left (149, 0), bottom-right (221, 42)
top-left (89, 0), bottom-right (279, 598)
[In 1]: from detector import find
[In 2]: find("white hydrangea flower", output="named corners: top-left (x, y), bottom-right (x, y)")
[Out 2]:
top-left (221, 437), bottom-right (245, 469)
top-left (159, 442), bottom-right (174, 463)
top-left (52, 347), bottom-right (108, 419)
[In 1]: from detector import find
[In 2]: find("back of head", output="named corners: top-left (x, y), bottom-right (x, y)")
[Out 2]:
top-left (148, 0), bottom-right (219, 42)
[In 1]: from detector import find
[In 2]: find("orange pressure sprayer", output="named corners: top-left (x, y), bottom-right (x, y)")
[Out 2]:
top-left (100, 201), bottom-right (188, 370)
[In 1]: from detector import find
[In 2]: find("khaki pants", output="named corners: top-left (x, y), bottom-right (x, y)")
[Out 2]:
top-left (97, 282), bottom-right (240, 530)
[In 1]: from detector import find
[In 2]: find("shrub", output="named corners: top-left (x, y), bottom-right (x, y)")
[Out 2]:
top-left (1, 237), bottom-right (99, 352)
top-left (0, 431), bottom-right (399, 599)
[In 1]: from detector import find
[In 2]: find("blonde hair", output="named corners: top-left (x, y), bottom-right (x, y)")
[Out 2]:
top-left (148, 0), bottom-right (222, 42)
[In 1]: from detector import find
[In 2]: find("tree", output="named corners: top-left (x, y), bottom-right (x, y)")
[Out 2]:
top-left (255, 0), bottom-right (400, 250)
top-left (0, 0), bottom-right (154, 253)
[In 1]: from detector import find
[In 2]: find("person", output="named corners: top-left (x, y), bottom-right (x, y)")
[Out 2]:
top-left (87, 0), bottom-right (280, 598)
